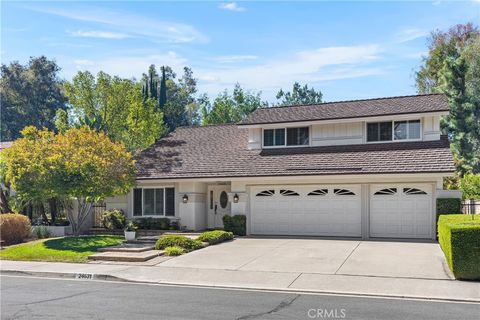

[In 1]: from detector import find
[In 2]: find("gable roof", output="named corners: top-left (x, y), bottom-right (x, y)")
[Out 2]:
top-left (135, 124), bottom-right (454, 180)
top-left (240, 94), bottom-right (449, 125)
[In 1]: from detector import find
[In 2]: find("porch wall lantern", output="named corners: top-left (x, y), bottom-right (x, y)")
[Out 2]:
top-left (233, 194), bottom-right (239, 203)
top-left (182, 194), bottom-right (189, 203)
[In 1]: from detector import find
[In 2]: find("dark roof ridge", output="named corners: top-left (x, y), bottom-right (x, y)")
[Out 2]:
top-left (259, 93), bottom-right (445, 110)
top-left (174, 123), bottom-right (237, 130)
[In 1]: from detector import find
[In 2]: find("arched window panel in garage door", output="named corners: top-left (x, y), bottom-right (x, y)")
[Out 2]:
top-left (307, 189), bottom-right (328, 196)
top-left (280, 189), bottom-right (300, 196)
top-left (256, 190), bottom-right (275, 197)
top-left (334, 188), bottom-right (356, 195)
top-left (403, 188), bottom-right (428, 195)
top-left (374, 188), bottom-right (397, 195)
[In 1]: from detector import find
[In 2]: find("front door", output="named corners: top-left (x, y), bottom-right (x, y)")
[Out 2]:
top-left (207, 185), bottom-right (231, 229)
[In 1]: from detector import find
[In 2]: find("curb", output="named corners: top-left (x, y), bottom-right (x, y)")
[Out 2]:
top-left (1, 270), bottom-right (479, 304)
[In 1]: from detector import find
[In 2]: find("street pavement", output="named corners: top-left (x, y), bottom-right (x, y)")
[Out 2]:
top-left (1, 275), bottom-right (479, 320)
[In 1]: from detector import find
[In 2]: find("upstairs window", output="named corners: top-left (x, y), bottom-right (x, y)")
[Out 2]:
top-left (287, 127), bottom-right (309, 146)
top-left (394, 120), bottom-right (421, 140)
top-left (263, 128), bottom-right (285, 147)
top-left (263, 127), bottom-right (309, 147)
top-left (367, 122), bottom-right (392, 142)
top-left (367, 120), bottom-right (421, 142)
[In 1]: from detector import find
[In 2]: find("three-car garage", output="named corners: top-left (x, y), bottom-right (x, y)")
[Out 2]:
top-left (249, 184), bottom-right (434, 239)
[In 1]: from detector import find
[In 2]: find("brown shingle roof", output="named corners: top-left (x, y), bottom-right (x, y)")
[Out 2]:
top-left (240, 94), bottom-right (449, 125)
top-left (135, 124), bottom-right (454, 180)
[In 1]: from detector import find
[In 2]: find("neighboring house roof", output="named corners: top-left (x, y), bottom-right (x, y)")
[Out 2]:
top-left (0, 141), bottom-right (13, 151)
top-left (240, 94), bottom-right (449, 125)
top-left (135, 124), bottom-right (454, 180)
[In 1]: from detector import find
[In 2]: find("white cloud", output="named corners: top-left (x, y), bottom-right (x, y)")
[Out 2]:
top-left (212, 55), bottom-right (258, 63)
top-left (196, 45), bottom-right (384, 98)
top-left (219, 2), bottom-right (246, 12)
top-left (64, 51), bottom-right (187, 79)
top-left (62, 45), bottom-right (384, 102)
top-left (28, 6), bottom-right (208, 44)
top-left (68, 30), bottom-right (131, 39)
top-left (394, 28), bottom-right (428, 43)
top-left (73, 59), bottom-right (94, 67)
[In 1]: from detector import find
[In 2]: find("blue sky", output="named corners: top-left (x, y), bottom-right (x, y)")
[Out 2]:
top-left (1, 1), bottom-right (479, 102)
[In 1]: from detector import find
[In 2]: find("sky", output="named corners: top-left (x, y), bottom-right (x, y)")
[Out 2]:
top-left (1, 1), bottom-right (479, 103)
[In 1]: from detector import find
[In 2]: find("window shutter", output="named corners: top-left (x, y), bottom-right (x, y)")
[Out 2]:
top-left (165, 188), bottom-right (175, 216)
top-left (133, 189), bottom-right (142, 216)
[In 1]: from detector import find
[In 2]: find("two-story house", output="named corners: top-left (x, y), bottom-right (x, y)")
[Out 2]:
top-left (105, 94), bottom-right (456, 240)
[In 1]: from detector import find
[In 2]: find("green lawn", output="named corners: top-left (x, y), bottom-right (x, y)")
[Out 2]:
top-left (0, 235), bottom-right (124, 263)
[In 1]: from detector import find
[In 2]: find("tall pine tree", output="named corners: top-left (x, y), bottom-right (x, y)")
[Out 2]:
top-left (159, 66), bottom-right (167, 110)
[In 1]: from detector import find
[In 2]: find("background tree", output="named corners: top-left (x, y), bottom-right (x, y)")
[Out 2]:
top-left (275, 82), bottom-right (323, 106)
top-left (202, 83), bottom-right (265, 125)
top-left (1, 127), bottom-right (57, 221)
top-left (64, 71), bottom-right (165, 152)
top-left (2, 126), bottom-right (136, 234)
top-left (416, 23), bottom-right (478, 94)
top-left (0, 56), bottom-right (67, 141)
top-left (416, 23), bottom-right (480, 174)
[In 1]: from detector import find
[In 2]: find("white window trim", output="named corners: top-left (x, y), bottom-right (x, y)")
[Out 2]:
top-left (262, 126), bottom-right (311, 149)
top-left (133, 186), bottom-right (175, 217)
top-left (365, 119), bottom-right (422, 144)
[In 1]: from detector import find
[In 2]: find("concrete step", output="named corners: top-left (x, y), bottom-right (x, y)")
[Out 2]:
top-left (97, 243), bottom-right (155, 253)
top-left (88, 250), bottom-right (164, 262)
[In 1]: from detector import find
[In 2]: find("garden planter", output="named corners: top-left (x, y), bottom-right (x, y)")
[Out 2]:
top-left (124, 231), bottom-right (136, 241)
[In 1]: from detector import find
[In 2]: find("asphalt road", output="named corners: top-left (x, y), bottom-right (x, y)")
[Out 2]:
top-left (1, 275), bottom-right (479, 320)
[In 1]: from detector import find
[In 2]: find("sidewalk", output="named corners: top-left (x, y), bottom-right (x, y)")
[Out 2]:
top-left (1, 260), bottom-right (479, 302)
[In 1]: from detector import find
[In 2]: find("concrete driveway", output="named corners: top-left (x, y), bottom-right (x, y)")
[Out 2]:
top-left (159, 238), bottom-right (454, 280)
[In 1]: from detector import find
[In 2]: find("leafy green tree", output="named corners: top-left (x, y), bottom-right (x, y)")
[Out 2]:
top-left (0, 56), bottom-right (67, 141)
top-left (202, 83), bottom-right (265, 125)
top-left (440, 36), bottom-right (480, 174)
top-left (54, 109), bottom-right (70, 134)
top-left (275, 82), bottom-right (323, 106)
top-left (416, 23), bottom-right (478, 94)
top-left (64, 71), bottom-right (165, 152)
top-left (416, 23), bottom-right (480, 174)
top-left (2, 126), bottom-right (135, 234)
top-left (459, 174), bottom-right (480, 199)
top-left (140, 65), bottom-right (200, 130)
top-left (164, 67), bottom-right (201, 129)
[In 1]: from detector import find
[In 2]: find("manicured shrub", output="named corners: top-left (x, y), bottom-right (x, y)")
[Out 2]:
top-left (34, 226), bottom-right (52, 239)
top-left (164, 246), bottom-right (186, 256)
top-left (155, 235), bottom-right (203, 251)
top-left (438, 214), bottom-right (480, 280)
top-left (169, 220), bottom-right (180, 230)
top-left (436, 198), bottom-right (462, 215)
top-left (101, 209), bottom-right (126, 230)
top-left (0, 213), bottom-right (32, 245)
top-left (197, 230), bottom-right (234, 245)
top-left (133, 217), bottom-right (170, 230)
top-left (223, 215), bottom-right (246, 236)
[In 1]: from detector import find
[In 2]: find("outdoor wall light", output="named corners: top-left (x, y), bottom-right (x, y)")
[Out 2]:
top-left (233, 194), bottom-right (239, 203)
top-left (182, 194), bottom-right (189, 203)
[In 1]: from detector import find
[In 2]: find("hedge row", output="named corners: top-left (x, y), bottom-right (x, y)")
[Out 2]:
top-left (436, 198), bottom-right (462, 216)
top-left (437, 214), bottom-right (480, 280)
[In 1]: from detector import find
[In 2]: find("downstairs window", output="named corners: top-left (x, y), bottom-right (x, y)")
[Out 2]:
top-left (133, 188), bottom-right (175, 216)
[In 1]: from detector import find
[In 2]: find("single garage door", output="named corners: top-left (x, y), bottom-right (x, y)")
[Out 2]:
top-left (370, 184), bottom-right (433, 239)
top-left (250, 185), bottom-right (362, 237)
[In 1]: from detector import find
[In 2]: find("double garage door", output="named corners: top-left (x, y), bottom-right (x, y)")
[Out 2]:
top-left (250, 184), bottom-right (433, 239)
